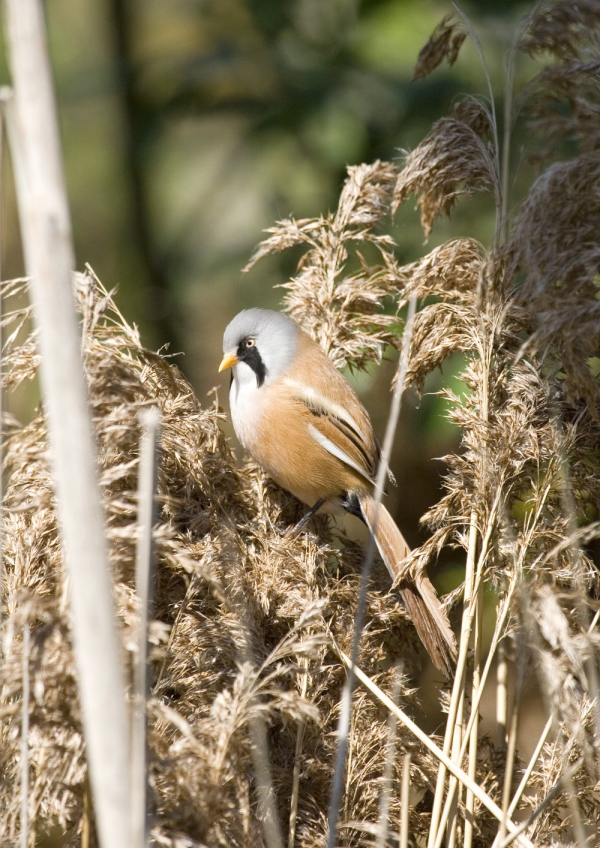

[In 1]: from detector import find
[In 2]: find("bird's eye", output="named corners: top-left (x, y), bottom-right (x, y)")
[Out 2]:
top-left (245, 338), bottom-right (255, 348)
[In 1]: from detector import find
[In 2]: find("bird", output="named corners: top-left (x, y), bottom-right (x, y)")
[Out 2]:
top-left (219, 308), bottom-right (457, 675)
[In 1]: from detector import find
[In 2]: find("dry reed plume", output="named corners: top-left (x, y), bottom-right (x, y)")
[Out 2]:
top-left (2, 0), bottom-right (600, 846)
top-left (0, 271), bottom-right (436, 846)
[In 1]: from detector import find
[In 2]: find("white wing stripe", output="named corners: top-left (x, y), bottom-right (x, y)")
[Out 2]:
top-left (308, 424), bottom-right (373, 483)
top-left (283, 378), bottom-right (368, 443)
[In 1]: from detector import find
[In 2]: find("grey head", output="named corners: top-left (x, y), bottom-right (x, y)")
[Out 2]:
top-left (221, 308), bottom-right (300, 387)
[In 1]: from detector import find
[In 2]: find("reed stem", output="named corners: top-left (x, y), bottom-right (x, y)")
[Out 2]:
top-left (399, 753), bottom-right (411, 848)
top-left (288, 657), bottom-right (309, 848)
top-left (464, 578), bottom-right (483, 848)
top-left (338, 649), bottom-right (534, 848)
top-left (427, 509), bottom-right (478, 848)
top-left (3, 2), bottom-right (132, 844)
top-left (131, 408), bottom-right (161, 848)
top-left (20, 622), bottom-right (29, 848)
top-left (326, 294), bottom-right (417, 848)
top-left (376, 668), bottom-right (402, 848)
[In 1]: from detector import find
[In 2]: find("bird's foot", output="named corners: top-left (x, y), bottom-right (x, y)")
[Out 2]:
top-left (282, 498), bottom-right (326, 539)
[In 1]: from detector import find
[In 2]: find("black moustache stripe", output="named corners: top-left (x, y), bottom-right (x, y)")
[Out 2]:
top-left (237, 342), bottom-right (267, 387)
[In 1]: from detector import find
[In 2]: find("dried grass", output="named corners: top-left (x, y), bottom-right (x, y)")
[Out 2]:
top-left (0, 271), bottom-right (436, 847)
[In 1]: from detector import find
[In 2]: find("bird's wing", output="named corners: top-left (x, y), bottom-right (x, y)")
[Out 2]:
top-left (282, 379), bottom-right (377, 484)
top-left (280, 327), bottom-right (381, 486)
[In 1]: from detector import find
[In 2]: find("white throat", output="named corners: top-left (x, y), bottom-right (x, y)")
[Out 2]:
top-left (229, 360), bottom-right (263, 450)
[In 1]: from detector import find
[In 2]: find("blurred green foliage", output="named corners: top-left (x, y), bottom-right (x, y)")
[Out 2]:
top-left (0, 0), bottom-right (529, 562)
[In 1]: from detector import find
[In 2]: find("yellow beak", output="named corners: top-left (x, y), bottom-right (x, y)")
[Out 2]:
top-left (219, 351), bottom-right (239, 372)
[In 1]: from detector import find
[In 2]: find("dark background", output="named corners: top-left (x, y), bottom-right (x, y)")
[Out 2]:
top-left (0, 0), bottom-right (530, 549)
top-left (1, 0), bottom-right (542, 728)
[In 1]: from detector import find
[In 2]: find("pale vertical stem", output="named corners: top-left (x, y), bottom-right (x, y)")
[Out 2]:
top-left (339, 650), bottom-right (534, 846)
top-left (490, 714), bottom-right (554, 848)
top-left (326, 295), bottom-right (417, 848)
top-left (498, 647), bottom-right (524, 844)
top-left (444, 689), bottom-right (465, 848)
top-left (557, 457), bottom-right (600, 764)
top-left (226, 565), bottom-right (283, 848)
top-left (497, 639), bottom-right (508, 748)
top-left (564, 774), bottom-right (588, 848)
top-left (399, 753), bottom-right (411, 848)
top-left (81, 781), bottom-right (91, 848)
top-left (376, 669), bottom-right (402, 848)
top-left (248, 715), bottom-right (284, 848)
top-left (506, 714), bottom-right (552, 820)
top-left (427, 509), bottom-right (478, 848)
top-left (0, 103), bottom-right (4, 634)
top-left (288, 657), bottom-right (309, 848)
top-left (464, 579), bottom-right (483, 848)
top-left (497, 758), bottom-right (583, 848)
top-left (131, 409), bottom-right (161, 848)
top-left (429, 545), bottom-right (511, 846)
top-left (2, 3), bottom-right (131, 847)
top-left (20, 622), bottom-right (30, 848)
top-left (500, 34), bottom-right (517, 243)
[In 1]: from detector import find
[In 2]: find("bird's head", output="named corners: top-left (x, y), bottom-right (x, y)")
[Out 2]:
top-left (219, 308), bottom-right (299, 388)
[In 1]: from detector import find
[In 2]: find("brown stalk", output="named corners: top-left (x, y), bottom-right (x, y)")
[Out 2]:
top-left (427, 533), bottom-right (515, 845)
top-left (442, 688), bottom-right (464, 848)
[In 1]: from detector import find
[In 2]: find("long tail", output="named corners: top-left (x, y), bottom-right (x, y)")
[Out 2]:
top-left (358, 494), bottom-right (457, 677)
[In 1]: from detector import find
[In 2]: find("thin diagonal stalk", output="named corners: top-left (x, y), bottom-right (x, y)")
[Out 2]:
top-left (490, 713), bottom-right (554, 848)
top-left (338, 649), bottom-right (534, 848)
top-left (326, 294), bottom-right (417, 848)
top-left (131, 408), bottom-right (161, 848)
top-left (498, 758), bottom-right (584, 848)
top-left (506, 714), bottom-right (553, 819)
top-left (500, 7), bottom-right (537, 244)
top-left (20, 622), bottom-right (29, 848)
top-left (453, 5), bottom-right (502, 246)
